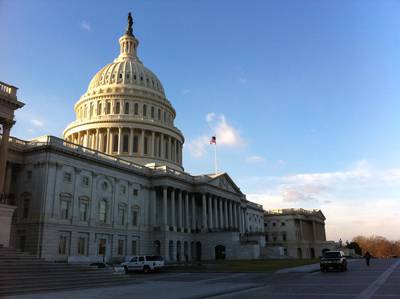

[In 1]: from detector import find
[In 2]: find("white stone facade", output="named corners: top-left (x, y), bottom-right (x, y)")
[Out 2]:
top-left (263, 209), bottom-right (334, 259)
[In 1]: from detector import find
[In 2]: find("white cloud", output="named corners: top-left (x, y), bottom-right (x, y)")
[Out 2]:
top-left (238, 77), bottom-right (248, 84)
top-left (187, 113), bottom-right (244, 158)
top-left (244, 160), bottom-right (400, 240)
top-left (181, 89), bottom-right (191, 95)
top-left (245, 155), bottom-right (266, 164)
top-left (207, 113), bottom-right (244, 147)
top-left (186, 136), bottom-right (209, 158)
top-left (31, 119), bottom-right (44, 127)
top-left (80, 20), bottom-right (91, 32)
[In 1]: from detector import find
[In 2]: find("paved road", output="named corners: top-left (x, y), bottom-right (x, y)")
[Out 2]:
top-left (5, 259), bottom-right (400, 299)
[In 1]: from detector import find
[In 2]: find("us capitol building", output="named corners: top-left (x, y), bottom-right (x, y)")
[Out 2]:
top-left (0, 14), bottom-right (332, 262)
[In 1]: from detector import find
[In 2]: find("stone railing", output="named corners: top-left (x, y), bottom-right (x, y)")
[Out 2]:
top-left (0, 81), bottom-right (17, 99)
top-left (265, 208), bottom-right (322, 217)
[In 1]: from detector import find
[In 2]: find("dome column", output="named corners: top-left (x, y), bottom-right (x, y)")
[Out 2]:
top-left (129, 128), bottom-right (133, 155)
top-left (118, 127), bottom-right (122, 155)
top-left (106, 128), bottom-right (111, 154)
top-left (140, 129), bottom-right (145, 156)
top-left (151, 131), bottom-right (155, 157)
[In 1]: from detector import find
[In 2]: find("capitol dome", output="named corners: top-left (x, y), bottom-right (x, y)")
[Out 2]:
top-left (64, 13), bottom-right (184, 171)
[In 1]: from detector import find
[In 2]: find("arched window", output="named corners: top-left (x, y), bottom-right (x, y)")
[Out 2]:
top-left (115, 102), bottom-right (120, 114)
top-left (106, 102), bottom-right (111, 114)
top-left (99, 199), bottom-right (107, 223)
top-left (143, 104), bottom-right (147, 117)
top-left (125, 102), bottom-right (129, 114)
top-left (134, 103), bottom-right (139, 115)
top-left (133, 135), bottom-right (139, 153)
top-left (123, 134), bottom-right (129, 153)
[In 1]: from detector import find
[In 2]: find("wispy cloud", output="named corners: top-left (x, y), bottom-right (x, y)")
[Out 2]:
top-left (187, 113), bottom-right (244, 158)
top-left (31, 119), bottom-right (44, 127)
top-left (181, 89), bottom-right (191, 95)
top-left (245, 155), bottom-right (266, 164)
top-left (244, 160), bottom-right (400, 240)
top-left (237, 77), bottom-right (248, 84)
top-left (80, 20), bottom-right (91, 32)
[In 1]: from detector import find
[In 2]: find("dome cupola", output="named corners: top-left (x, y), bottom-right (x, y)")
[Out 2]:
top-left (63, 13), bottom-right (184, 171)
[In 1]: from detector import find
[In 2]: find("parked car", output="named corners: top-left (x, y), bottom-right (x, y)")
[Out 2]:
top-left (120, 256), bottom-right (164, 273)
top-left (320, 251), bottom-right (347, 272)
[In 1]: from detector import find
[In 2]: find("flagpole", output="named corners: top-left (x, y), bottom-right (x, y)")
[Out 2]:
top-left (214, 142), bottom-right (218, 175)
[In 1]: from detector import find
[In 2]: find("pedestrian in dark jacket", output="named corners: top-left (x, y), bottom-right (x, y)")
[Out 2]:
top-left (364, 251), bottom-right (371, 266)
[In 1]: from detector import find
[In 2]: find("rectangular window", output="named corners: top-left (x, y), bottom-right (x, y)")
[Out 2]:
top-left (116, 102), bottom-right (120, 114)
top-left (60, 200), bottom-right (70, 219)
top-left (125, 102), bottom-right (129, 114)
top-left (120, 185), bottom-right (126, 195)
top-left (158, 109), bottom-right (161, 120)
top-left (118, 239), bottom-right (124, 256)
top-left (134, 103), bottom-right (138, 115)
top-left (118, 208), bottom-right (126, 225)
top-left (123, 135), bottom-right (129, 153)
top-left (23, 199), bottom-right (29, 218)
top-left (144, 136), bottom-right (148, 155)
top-left (133, 189), bottom-right (138, 196)
top-left (79, 201), bottom-right (88, 221)
top-left (133, 136), bottom-right (139, 153)
top-left (78, 237), bottom-right (86, 255)
top-left (81, 176), bottom-right (89, 186)
top-left (132, 210), bottom-right (138, 226)
top-left (151, 106), bottom-right (154, 118)
top-left (26, 171), bottom-right (32, 180)
top-left (143, 104), bottom-right (147, 117)
top-left (98, 238), bottom-right (106, 256)
top-left (131, 240), bottom-right (138, 255)
top-left (59, 235), bottom-right (67, 255)
top-left (99, 201), bottom-right (107, 223)
top-left (113, 134), bottom-right (118, 152)
top-left (97, 102), bottom-right (102, 115)
top-left (63, 172), bottom-right (72, 183)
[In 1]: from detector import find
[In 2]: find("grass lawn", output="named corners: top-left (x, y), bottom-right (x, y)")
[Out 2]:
top-left (165, 259), bottom-right (319, 272)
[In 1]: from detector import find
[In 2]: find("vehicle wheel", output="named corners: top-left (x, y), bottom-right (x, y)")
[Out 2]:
top-left (124, 266), bottom-right (129, 274)
top-left (143, 266), bottom-right (150, 273)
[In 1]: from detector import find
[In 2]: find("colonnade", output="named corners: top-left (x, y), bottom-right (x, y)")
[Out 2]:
top-left (154, 187), bottom-right (243, 233)
top-left (66, 128), bottom-right (183, 164)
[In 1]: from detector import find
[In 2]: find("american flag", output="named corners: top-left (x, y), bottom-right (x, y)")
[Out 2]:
top-left (210, 136), bottom-right (216, 144)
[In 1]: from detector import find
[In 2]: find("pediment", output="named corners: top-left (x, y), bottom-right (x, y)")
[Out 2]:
top-left (207, 173), bottom-right (242, 195)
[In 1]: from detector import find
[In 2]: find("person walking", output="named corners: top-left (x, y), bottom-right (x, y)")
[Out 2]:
top-left (364, 251), bottom-right (371, 267)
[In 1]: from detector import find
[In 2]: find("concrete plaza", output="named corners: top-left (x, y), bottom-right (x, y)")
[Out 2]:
top-left (4, 259), bottom-right (400, 299)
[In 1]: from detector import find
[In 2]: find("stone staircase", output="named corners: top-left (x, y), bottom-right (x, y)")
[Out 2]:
top-left (0, 247), bottom-right (134, 296)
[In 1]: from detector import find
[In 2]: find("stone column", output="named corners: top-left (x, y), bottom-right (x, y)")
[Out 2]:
top-left (185, 192), bottom-right (190, 231)
top-left (202, 194), bottom-right (207, 231)
top-left (118, 127), bottom-right (122, 154)
top-left (141, 129), bottom-right (145, 155)
top-left (95, 129), bottom-right (99, 151)
top-left (161, 134), bottom-right (165, 159)
top-left (106, 128), bottom-right (111, 154)
top-left (229, 201), bottom-right (233, 229)
top-left (151, 188), bottom-right (157, 226)
top-left (163, 187), bottom-right (168, 229)
top-left (207, 194), bottom-right (213, 230)
top-left (129, 128), bottom-right (134, 155)
top-left (0, 121), bottom-right (12, 195)
top-left (171, 189), bottom-right (175, 229)
top-left (191, 194), bottom-right (196, 230)
top-left (213, 196), bottom-right (219, 230)
top-left (219, 197), bottom-right (224, 229)
top-left (4, 164), bottom-right (12, 195)
top-left (232, 202), bottom-right (237, 229)
top-left (224, 199), bottom-right (228, 229)
top-left (178, 190), bottom-right (183, 230)
top-left (312, 221), bottom-right (317, 241)
top-left (151, 131), bottom-right (155, 157)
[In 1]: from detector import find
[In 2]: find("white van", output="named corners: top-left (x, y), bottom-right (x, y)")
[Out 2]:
top-left (120, 255), bottom-right (165, 273)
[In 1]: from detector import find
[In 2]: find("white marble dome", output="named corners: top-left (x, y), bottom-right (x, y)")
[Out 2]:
top-left (64, 15), bottom-right (184, 171)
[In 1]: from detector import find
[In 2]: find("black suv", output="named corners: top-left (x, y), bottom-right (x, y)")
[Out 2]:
top-left (320, 251), bottom-right (347, 272)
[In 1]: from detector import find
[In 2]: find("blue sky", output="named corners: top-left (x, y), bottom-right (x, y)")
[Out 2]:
top-left (1, 0), bottom-right (399, 241)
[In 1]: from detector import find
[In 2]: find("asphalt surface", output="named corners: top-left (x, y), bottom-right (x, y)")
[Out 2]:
top-left (4, 259), bottom-right (400, 299)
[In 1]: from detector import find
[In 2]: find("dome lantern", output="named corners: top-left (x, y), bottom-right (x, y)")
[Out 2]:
top-left (116, 12), bottom-right (140, 62)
